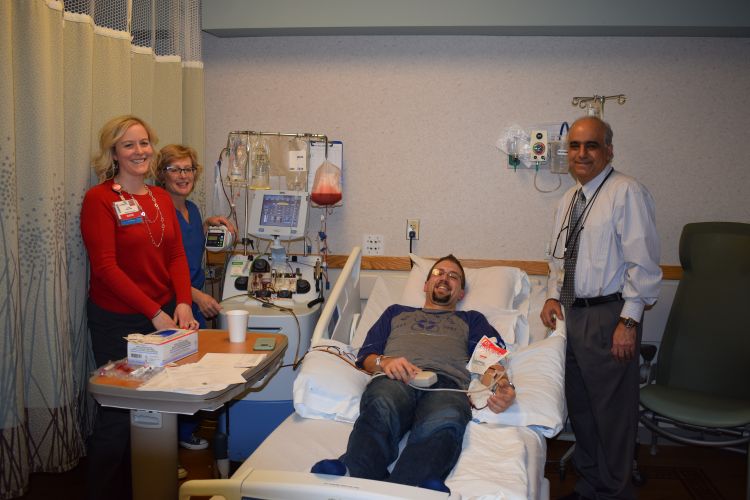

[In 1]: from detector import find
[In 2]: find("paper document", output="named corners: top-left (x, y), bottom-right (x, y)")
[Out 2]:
top-left (137, 353), bottom-right (267, 395)
top-left (199, 353), bottom-right (266, 368)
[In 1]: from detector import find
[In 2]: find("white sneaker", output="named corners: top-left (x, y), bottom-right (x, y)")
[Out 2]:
top-left (179, 434), bottom-right (209, 450)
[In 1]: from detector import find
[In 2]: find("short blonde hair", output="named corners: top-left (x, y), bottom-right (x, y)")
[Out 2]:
top-left (92, 115), bottom-right (159, 182)
top-left (155, 144), bottom-right (203, 191)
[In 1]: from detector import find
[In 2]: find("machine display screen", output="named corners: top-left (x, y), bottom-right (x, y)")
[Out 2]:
top-left (206, 231), bottom-right (225, 248)
top-left (248, 190), bottom-right (308, 239)
top-left (259, 194), bottom-right (302, 228)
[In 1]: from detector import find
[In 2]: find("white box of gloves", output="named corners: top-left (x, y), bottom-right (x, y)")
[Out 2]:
top-left (126, 329), bottom-right (198, 367)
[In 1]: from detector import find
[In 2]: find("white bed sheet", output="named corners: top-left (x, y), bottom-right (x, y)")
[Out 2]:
top-left (244, 413), bottom-right (548, 500)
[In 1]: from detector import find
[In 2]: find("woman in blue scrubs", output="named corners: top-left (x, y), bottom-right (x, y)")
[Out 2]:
top-left (156, 144), bottom-right (236, 328)
top-left (156, 144), bottom-right (237, 467)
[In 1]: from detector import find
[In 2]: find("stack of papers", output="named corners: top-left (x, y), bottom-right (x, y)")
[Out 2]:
top-left (137, 353), bottom-right (267, 395)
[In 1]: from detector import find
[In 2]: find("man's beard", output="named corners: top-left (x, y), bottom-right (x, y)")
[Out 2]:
top-left (431, 288), bottom-right (451, 305)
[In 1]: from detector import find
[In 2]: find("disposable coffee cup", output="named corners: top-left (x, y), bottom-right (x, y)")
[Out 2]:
top-left (226, 309), bottom-right (249, 343)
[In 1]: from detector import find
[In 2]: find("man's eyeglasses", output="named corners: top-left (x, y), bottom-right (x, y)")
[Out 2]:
top-left (430, 268), bottom-right (462, 282)
top-left (164, 166), bottom-right (197, 175)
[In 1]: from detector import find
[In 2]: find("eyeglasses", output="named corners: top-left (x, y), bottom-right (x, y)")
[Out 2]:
top-left (552, 224), bottom-right (572, 260)
top-left (164, 166), bottom-right (197, 175)
top-left (430, 268), bottom-right (462, 282)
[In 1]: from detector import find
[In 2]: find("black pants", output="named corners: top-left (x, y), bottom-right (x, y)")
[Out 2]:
top-left (565, 300), bottom-right (641, 500)
top-left (86, 299), bottom-right (175, 500)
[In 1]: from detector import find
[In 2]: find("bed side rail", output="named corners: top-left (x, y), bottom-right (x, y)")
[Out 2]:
top-left (311, 246), bottom-right (362, 345)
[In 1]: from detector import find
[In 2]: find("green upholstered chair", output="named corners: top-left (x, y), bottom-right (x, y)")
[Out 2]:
top-left (640, 222), bottom-right (750, 500)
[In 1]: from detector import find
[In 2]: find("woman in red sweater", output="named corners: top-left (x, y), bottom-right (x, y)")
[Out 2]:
top-left (80, 115), bottom-right (197, 500)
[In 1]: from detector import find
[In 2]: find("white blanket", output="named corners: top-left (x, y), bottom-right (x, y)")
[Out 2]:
top-left (244, 414), bottom-right (546, 500)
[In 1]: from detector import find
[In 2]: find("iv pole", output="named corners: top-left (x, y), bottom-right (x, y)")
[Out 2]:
top-left (571, 94), bottom-right (626, 118)
top-left (223, 131), bottom-right (329, 239)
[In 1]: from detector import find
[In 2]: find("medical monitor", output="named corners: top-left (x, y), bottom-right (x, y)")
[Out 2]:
top-left (248, 190), bottom-right (309, 240)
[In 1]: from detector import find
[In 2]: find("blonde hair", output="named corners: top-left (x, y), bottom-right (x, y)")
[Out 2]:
top-left (92, 115), bottom-right (159, 182)
top-left (155, 144), bottom-right (203, 190)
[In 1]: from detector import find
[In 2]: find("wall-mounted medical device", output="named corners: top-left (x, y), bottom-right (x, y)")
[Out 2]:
top-left (205, 225), bottom-right (234, 252)
top-left (497, 122), bottom-right (568, 171)
top-left (530, 130), bottom-right (548, 162)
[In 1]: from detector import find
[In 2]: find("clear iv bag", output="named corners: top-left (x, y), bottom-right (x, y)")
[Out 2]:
top-left (228, 134), bottom-right (248, 182)
top-left (250, 136), bottom-right (271, 190)
top-left (287, 137), bottom-right (308, 191)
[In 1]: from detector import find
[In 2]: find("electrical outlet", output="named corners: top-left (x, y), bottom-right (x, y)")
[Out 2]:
top-left (406, 219), bottom-right (420, 240)
top-left (363, 234), bottom-right (384, 256)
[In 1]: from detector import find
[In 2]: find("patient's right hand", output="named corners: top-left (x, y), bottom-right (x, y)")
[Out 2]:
top-left (381, 356), bottom-right (419, 383)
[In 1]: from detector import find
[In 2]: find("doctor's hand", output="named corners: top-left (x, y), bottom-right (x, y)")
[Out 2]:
top-left (541, 298), bottom-right (564, 329)
top-left (193, 288), bottom-right (222, 318)
top-left (379, 356), bottom-right (420, 383)
top-left (611, 322), bottom-right (637, 362)
top-left (173, 303), bottom-right (200, 330)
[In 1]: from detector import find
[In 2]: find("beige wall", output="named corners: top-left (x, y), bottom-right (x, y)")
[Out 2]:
top-left (203, 35), bottom-right (750, 265)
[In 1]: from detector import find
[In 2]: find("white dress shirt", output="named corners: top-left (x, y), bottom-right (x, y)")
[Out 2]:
top-left (547, 165), bottom-right (662, 321)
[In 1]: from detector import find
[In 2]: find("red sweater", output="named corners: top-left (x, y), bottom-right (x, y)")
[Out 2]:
top-left (80, 179), bottom-right (192, 317)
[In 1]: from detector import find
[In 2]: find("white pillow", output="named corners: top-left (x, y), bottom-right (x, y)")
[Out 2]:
top-left (472, 333), bottom-right (566, 437)
top-left (355, 278), bottom-right (528, 349)
top-left (400, 254), bottom-right (530, 314)
top-left (356, 281), bottom-right (530, 352)
top-left (292, 339), bottom-right (371, 423)
top-left (482, 307), bottom-right (530, 349)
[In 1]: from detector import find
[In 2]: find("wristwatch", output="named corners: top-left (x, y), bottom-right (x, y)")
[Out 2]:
top-left (375, 355), bottom-right (386, 371)
top-left (619, 317), bottom-right (639, 329)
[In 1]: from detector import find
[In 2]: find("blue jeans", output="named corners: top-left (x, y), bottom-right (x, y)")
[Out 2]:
top-left (341, 374), bottom-right (471, 486)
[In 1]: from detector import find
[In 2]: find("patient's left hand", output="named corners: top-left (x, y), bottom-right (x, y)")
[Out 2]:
top-left (486, 378), bottom-right (516, 414)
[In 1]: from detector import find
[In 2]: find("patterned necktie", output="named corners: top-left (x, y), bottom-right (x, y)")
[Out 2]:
top-left (560, 190), bottom-right (586, 308)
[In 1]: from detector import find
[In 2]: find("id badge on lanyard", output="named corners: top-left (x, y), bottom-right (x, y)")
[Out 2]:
top-left (113, 199), bottom-right (144, 226)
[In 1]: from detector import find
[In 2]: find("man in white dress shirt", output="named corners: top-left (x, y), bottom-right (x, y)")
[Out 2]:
top-left (541, 116), bottom-right (661, 500)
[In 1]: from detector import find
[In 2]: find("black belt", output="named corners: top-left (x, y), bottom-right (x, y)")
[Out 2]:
top-left (571, 293), bottom-right (622, 308)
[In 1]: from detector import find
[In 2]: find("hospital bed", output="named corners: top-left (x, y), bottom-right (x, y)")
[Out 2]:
top-left (180, 247), bottom-right (567, 500)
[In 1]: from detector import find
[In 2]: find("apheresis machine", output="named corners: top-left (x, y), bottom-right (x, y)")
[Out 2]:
top-left (213, 130), bottom-right (343, 460)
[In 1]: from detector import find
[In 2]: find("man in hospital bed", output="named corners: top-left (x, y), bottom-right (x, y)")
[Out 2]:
top-left (311, 254), bottom-right (517, 494)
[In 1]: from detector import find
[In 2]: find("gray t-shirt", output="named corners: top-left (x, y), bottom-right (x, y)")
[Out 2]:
top-left (384, 309), bottom-right (471, 388)
top-left (357, 305), bottom-right (504, 389)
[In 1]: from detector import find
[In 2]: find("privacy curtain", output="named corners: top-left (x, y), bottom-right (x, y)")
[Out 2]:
top-left (0, 1), bottom-right (204, 497)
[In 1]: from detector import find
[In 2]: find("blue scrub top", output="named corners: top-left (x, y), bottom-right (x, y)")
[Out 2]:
top-left (176, 200), bottom-right (207, 328)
